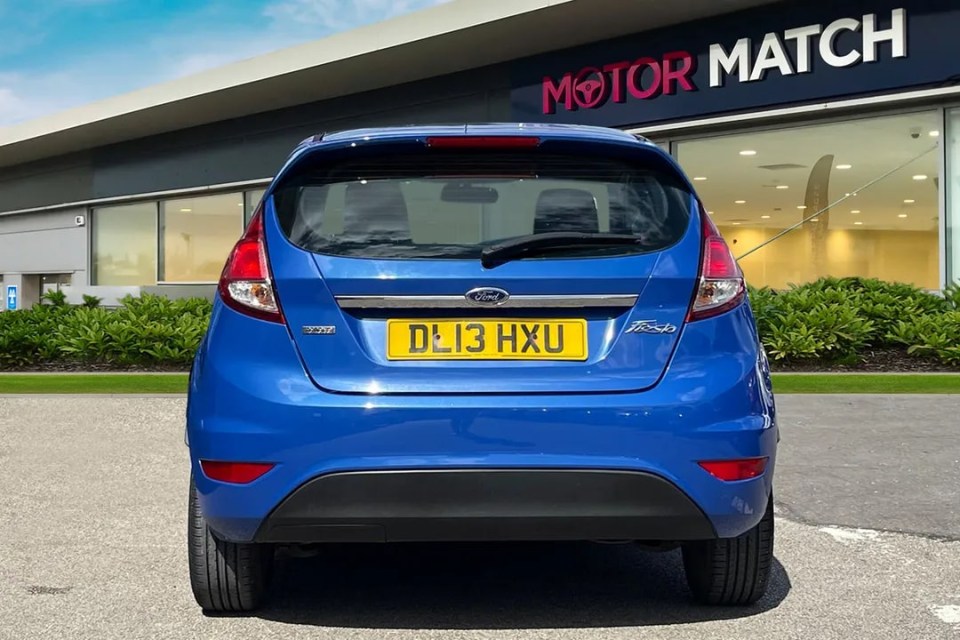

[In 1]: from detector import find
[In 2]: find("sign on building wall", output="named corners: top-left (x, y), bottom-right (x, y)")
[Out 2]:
top-left (510, 0), bottom-right (958, 128)
top-left (5, 285), bottom-right (17, 311)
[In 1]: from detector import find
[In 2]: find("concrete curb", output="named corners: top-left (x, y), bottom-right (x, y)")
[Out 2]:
top-left (769, 371), bottom-right (960, 376)
top-left (1, 371), bottom-right (958, 376)
top-left (0, 393), bottom-right (187, 398)
top-left (1, 393), bottom-right (957, 399)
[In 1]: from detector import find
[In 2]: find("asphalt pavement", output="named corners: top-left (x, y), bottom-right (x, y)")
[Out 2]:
top-left (0, 395), bottom-right (958, 639)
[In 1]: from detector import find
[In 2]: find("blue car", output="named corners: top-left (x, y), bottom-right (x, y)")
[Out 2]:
top-left (186, 123), bottom-right (778, 612)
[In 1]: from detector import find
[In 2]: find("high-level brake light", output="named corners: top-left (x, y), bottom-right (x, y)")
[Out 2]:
top-left (425, 136), bottom-right (541, 149)
top-left (687, 207), bottom-right (745, 321)
top-left (217, 207), bottom-right (283, 323)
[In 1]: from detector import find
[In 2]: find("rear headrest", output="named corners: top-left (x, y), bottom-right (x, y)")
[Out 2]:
top-left (343, 181), bottom-right (410, 238)
top-left (534, 188), bottom-right (599, 234)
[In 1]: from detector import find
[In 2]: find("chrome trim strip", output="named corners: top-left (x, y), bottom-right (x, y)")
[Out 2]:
top-left (336, 294), bottom-right (638, 309)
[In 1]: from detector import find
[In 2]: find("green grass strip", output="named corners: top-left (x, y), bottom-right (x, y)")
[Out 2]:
top-left (0, 374), bottom-right (189, 394)
top-left (0, 373), bottom-right (957, 395)
top-left (771, 373), bottom-right (960, 394)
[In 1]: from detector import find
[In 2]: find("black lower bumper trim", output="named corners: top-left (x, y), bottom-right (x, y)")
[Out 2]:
top-left (254, 469), bottom-right (715, 543)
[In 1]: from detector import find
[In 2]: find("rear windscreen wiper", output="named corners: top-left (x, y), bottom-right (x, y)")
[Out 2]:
top-left (480, 232), bottom-right (646, 268)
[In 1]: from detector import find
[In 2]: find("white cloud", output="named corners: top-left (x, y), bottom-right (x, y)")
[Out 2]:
top-left (0, 70), bottom-right (99, 126)
top-left (262, 0), bottom-right (451, 33)
top-left (0, 85), bottom-right (29, 124)
top-left (0, 35), bottom-right (282, 127)
top-left (0, 0), bottom-right (451, 127)
top-left (154, 34), bottom-right (292, 79)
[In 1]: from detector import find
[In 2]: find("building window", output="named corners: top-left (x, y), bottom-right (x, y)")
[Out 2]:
top-left (675, 111), bottom-right (941, 290)
top-left (40, 273), bottom-right (72, 293)
top-left (92, 202), bottom-right (158, 286)
top-left (947, 108), bottom-right (960, 287)
top-left (159, 193), bottom-right (244, 283)
top-left (245, 188), bottom-right (267, 225)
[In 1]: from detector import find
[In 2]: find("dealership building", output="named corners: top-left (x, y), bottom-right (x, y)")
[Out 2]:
top-left (1, 0), bottom-right (958, 309)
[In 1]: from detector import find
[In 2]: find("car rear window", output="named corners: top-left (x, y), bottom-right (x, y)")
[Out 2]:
top-left (272, 151), bottom-right (693, 260)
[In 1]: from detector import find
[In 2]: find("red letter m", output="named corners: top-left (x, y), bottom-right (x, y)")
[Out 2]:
top-left (542, 73), bottom-right (574, 114)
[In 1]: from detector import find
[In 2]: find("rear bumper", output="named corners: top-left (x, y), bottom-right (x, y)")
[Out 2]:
top-left (188, 300), bottom-right (778, 543)
top-left (253, 469), bottom-right (716, 543)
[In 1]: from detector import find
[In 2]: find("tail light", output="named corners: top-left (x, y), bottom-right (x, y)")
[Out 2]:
top-left (698, 457), bottom-right (768, 481)
top-left (217, 206), bottom-right (283, 323)
top-left (688, 206), bottom-right (745, 321)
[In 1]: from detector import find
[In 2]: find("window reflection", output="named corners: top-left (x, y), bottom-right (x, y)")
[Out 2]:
top-left (676, 112), bottom-right (941, 290)
top-left (245, 188), bottom-right (267, 225)
top-left (92, 203), bottom-right (157, 286)
top-left (160, 193), bottom-right (243, 282)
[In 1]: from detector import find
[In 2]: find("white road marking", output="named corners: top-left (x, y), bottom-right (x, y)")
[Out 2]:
top-left (929, 604), bottom-right (960, 628)
top-left (819, 526), bottom-right (881, 544)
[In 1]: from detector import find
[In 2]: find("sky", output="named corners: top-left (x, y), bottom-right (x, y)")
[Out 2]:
top-left (0, 0), bottom-right (448, 127)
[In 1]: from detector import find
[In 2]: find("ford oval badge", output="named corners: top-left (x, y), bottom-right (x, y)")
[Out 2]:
top-left (465, 287), bottom-right (510, 306)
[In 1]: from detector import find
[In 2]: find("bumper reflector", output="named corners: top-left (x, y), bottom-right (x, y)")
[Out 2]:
top-left (698, 457), bottom-right (768, 481)
top-left (200, 460), bottom-right (275, 484)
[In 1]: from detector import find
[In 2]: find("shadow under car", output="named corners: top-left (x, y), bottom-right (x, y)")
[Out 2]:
top-left (224, 540), bottom-right (791, 628)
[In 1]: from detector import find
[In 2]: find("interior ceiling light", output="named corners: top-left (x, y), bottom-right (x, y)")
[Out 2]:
top-left (735, 200), bottom-right (746, 204)
top-left (930, 130), bottom-right (940, 137)
top-left (913, 175), bottom-right (928, 181)
top-left (732, 221), bottom-right (741, 225)
top-left (797, 205), bottom-right (807, 210)
top-left (904, 199), bottom-right (915, 204)
top-left (810, 218), bottom-right (820, 222)
top-left (776, 185), bottom-right (789, 190)
top-left (707, 211), bottom-right (714, 215)
top-left (180, 208), bottom-right (192, 212)
top-left (694, 176), bottom-right (708, 181)
top-left (761, 215), bottom-right (771, 219)
top-left (854, 221), bottom-right (863, 225)
top-left (739, 150), bottom-right (757, 156)
top-left (836, 164), bottom-right (852, 170)
top-left (851, 210), bottom-right (861, 214)
top-left (898, 213), bottom-right (908, 218)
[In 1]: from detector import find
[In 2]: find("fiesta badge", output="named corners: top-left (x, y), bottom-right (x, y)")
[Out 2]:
top-left (465, 287), bottom-right (510, 306)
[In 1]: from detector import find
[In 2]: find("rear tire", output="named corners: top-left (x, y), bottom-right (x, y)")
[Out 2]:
top-left (681, 495), bottom-right (774, 606)
top-left (188, 476), bottom-right (273, 612)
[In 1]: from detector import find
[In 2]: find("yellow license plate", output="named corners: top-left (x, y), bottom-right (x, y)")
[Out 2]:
top-left (386, 319), bottom-right (587, 360)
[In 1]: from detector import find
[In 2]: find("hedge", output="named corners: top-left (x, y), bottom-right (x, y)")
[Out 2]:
top-left (0, 277), bottom-right (958, 370)
top-left (749, 277), bottom-right (960, 365)
top-left (0, 292), bottom-right (211, 369)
